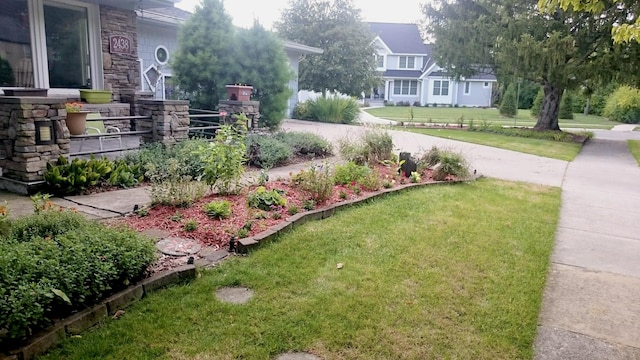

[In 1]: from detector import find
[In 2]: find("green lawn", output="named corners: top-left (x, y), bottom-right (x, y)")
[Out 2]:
top-left (399, 127), bottom-right (582, 161)
top-left (366, 107), bottom-right (620, 129)
top-left (629, 140), bottom-right (640, 166)
top-left (42, 179), bottom-right (560, 360)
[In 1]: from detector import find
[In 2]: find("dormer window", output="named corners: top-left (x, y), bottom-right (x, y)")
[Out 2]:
top-left (399, 56), bottom-right (415, 69)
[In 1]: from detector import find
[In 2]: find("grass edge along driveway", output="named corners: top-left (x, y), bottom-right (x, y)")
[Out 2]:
top-left (629, 140), bottom-right (640, 166)
top-left (398, 127), bottom-right (582, 162)
top-left (43, 179), bottom-right (561, 360)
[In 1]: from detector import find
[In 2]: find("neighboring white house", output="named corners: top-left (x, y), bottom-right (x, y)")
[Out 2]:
top-left (137, 8), bottom-right (323, 116)
top-left (369, 22), bottom-right (496, 107)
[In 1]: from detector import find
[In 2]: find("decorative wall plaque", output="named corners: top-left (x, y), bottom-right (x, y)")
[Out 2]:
top-left (109, 35), bottom-right (132, 54)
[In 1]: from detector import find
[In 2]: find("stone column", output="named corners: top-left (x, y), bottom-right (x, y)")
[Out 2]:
top-left (0, 97), bottom-right (69, 194)
top-left (139, 100), bottom-right (190, 145)
top-left (217, 100), bottom-right (260, 128)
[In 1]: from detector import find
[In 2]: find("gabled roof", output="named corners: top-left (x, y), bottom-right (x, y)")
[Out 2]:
top-left (368, 22), bottom-right (429, 55)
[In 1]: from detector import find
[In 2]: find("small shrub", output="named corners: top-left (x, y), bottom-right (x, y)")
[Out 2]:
top-left (287, 206), bottom-right (299, 215)
top-left (499, 83), bottom-right (518, 117)
top-left (245, 134), bottom-right (293, 169)
top-left (339, 130), bottom-right (394, 165)
top-left (272, 212), bottom-right (282, 220)
top-left (409, 171), bottom-right (421, 183)
top-left (147, 160), bottom-right (207, 207)
top-left (382, 180), bottom-right (393, 189)
top-left (183, 219), bottom-right (198, 232)
top-left (419, 146), bottom-right (443, 169)
top-left (413, 101), bottom-right (421, 107)
top-left (302, 199), bottom-right (316, 210)
top-left (339, 190), bottom-right (348, 199)
top-left (559, 91), bottom-right (574, 119)
top-left (603, 86), bottom-right (640, 124)
top-left (169, 212), bottom-right (183, 222)
top-left (273, 131), bottom-right (333, 157)
top-left (333, 162), bottom-right (371, 185)
top-left (203, 200), bottom-right (232, 220)
top-left (291, 163), bottom-right (334, 203)
top-left (359, 170), bottom-right (382, 191)
top-left (247, 187), bottom-right (287, 211)
top-left (0, 209), bottom-right (155, 342)
top-left (302, 95), bottom-right (360, 124)
top-left (433, 151), bottom-right (471, 181)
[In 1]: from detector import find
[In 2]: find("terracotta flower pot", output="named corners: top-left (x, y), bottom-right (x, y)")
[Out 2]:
top-left (65, 112), bottom-right (89, 135)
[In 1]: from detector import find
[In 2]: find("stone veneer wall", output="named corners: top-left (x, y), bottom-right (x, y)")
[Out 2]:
top-left (100, 5), bottom-right (139, 102)
top-left (0, 97), bottom-right (68, 189)
top-left (138, 100), bottom-right (190, 144)
top-left (217, 100), bottom-right (260, 128)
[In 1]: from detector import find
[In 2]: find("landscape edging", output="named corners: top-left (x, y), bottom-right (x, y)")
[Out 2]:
top-left (237, 178), bottom-right (472, 253)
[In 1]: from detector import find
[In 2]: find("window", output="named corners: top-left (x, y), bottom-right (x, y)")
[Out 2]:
top-left (155, 45), bottom-right (169, 65)
top-left (483, 82), bottom-right (490, 88)
top-left (393, 80), bottom-right (418, 95)
top-left (433, 80), bottom-right (449, 96)
top-left (399, 56), bottom-right (415, 69)
top-left (375, 54), bottom-right (384, 68)
top-left (44, 2), bottom-right (91, 88)
top-left (464, 81), bottom-right (470, 95)
top-left (0, 0), bottom-right (102, 89)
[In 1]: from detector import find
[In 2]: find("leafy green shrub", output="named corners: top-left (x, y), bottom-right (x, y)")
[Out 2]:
top-left (293, 101), bottom-right (311, 120)
top-left (108, 159), bottom-right (144, 188)
top-left (302, 199), bottom-right (316, 210)
top-left (291, 163), bottom-right (334, 203)
top-left (603, 86), bottom-right (640, 124)
top-left (359, 170), bottom-right (382, 191)
top-left (203, 200), bottom-right (232, 219)
top-left (245, 134), bottom-right (293, 169)
top-left (247, 186), bottom-right (287, 211)
top-left (419, 146), bottom-right (442, 169)
top-left (333, 162), bottom-right (372, 185)
top-left (193, 120), bottom-right (247, 194)
top-left (0, 210), bottom-right (155, 342)
top-left (273, 131), bottom-right (333, 157)
top-left (44, 155), bottom-right (113, 195)
top-left (559, 91), bottom-right (574, 119)
top-left (339, 130), bottom-right (394, 165)
top-left (287, 205), bottom-right (299, 215)
top-left (303, 95), bottom-right (360, 124)
top-left (499, 83), bottom-right (518, 117)
top-left (433, 151), bottom-right (471, 181)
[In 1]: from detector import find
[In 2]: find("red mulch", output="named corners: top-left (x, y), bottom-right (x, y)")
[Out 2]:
top-left (117, 164), bottom-right (450, 252)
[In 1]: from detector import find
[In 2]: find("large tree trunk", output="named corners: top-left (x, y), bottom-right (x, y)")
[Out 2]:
top-left (534, 82), bottom-right (562, 131)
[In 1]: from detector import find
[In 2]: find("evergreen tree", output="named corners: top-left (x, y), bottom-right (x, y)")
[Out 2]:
top-left (231, 23), bottom-right (293, 129)
top-left (531, 88), bottom-right (544, 117)
top-left (275, 0), bottom-right (379, 96)
top-left (171, 0), bottom-right (235, 110)
top-left (559, 91), bottom-right (574, 119)
top-left (499, 83), bottom-right (518, 117)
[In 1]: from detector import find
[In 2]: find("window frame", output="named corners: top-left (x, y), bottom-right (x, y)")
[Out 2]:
top-left (464, 81), bottom-right (470, 95)
top-left (4, 0), bottom-right (103, 91)
top-left (393, 80), bottom-right (418, 96)
top-left (399, 56), bottom-right (415, 69)
top-left (432, 80), bottom-right (450, 96)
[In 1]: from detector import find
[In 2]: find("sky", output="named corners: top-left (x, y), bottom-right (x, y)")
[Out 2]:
top-left (175, 0), bottom-right (425, 29)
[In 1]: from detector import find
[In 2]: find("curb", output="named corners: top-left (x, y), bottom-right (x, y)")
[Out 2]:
top-left (2, 265), bottom-right (196, 360)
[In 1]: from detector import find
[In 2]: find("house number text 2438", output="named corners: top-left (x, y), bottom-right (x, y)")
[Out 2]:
top-left (109, 35), bottom-right (131, 54)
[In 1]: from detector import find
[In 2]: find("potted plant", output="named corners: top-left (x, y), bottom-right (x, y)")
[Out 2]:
top-left (65, 102), bottom-right (89, 135)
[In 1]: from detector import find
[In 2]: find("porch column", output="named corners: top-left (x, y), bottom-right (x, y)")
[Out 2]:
top-left (138, 100), bottom-right (190, 145)
top-left (0, 97), bottom-right (69, 194)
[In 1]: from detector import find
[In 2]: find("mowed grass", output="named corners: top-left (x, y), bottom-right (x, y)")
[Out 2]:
top-left (42, 179), bottom-right (560, 360)
top-left (629, 140), bottom-right (640, 166)
top-left (398, 127), bottom-right (582, 161)
top-left (366, 107), bottom-right (620, 129)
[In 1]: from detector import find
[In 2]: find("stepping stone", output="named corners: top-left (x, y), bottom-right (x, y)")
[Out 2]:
top-left (215, 286), bottom-right (254, 304)
top-left (156, 237), bottom-right (202, 256)
top-left (275, 353), bottom-right (321, 360)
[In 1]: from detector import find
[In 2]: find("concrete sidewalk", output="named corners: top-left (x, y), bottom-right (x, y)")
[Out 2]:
top-left (534, 137), bottom-right (640, 359)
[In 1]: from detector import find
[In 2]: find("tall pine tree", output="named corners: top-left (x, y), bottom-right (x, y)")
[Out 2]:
top-left (231, 23), bottom-right (293, 129)
top-left (171, 0), bottom-right (235, 110)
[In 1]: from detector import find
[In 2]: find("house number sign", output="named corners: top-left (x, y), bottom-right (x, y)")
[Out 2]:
top-left (109, 35), bottom-right (131, 54)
